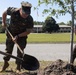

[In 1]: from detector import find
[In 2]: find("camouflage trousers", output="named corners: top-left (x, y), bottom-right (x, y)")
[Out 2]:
top-left (3, 36), bottom-right (27, 65)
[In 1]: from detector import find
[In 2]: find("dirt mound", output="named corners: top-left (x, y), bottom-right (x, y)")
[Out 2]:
top-left (43, 59), bottom-right (76, 75)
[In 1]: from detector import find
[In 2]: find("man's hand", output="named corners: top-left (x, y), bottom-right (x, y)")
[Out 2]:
top-left (12, 35), bottom-right (19, 42)
top-left (2, 22), bottom-right (7, 29)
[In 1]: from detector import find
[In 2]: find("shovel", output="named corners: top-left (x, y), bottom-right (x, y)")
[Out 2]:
top-left (0, 50), bottom-right (39, 71)
top-left (0, 28), bottom-right (40, 71)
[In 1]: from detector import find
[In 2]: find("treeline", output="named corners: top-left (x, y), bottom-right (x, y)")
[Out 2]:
top-left (34, 21), bottom-right (44, 25)
top-left (0, 17), bottom-right (69, 33)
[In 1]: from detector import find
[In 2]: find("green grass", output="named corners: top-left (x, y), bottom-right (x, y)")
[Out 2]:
top-left (0, 33), bottom-right (76, 43)
top-left (28, 33), bottom-right (76, 43)
top-left (0, 33), bottom-right (6, 43)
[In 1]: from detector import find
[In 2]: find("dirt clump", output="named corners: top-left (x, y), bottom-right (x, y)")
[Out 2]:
top-left (43, 59), bottom-right (76, 75)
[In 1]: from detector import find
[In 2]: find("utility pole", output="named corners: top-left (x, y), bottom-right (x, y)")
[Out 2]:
top-left (70, 0), bottom-right (74, 63)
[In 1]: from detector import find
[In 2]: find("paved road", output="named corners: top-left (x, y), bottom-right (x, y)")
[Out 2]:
top-left (0, 43), bottom-right (76, 61)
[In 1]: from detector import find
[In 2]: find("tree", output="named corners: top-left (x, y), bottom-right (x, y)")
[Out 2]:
top-left (75, 12), bottom-right (76, 20)
top-left (43, 17), bottom-right (60, 33)
top-left (67, 21), bottom-right (72, 26)
top-left (0, 24), bottom-right (5, 33)
top-left (38, 0), bottom-right (76, 18)
top-left (38, 0), bottom-right (76, 63)
top-left (58, 22), bottom-right (66, 25)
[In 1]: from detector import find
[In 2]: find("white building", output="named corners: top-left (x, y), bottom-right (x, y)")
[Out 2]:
top-left (33, 25), bottom-right (71, 33)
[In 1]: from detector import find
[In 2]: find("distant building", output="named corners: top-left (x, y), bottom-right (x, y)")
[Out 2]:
top-left (33, 25), bottom-right (71, 33)
top-left (58, 25), bottom-right (71, 32)
top-left (33, 25), bottom-right (43, 33)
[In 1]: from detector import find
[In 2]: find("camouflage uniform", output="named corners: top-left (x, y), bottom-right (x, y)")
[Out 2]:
top-left (4, 7), bottom-right (34, 66)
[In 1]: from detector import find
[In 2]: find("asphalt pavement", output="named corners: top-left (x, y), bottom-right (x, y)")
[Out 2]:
top-left (0, 43), bottom-right (76, 62)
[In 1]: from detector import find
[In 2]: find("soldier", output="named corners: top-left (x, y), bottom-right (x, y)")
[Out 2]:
top-left (1, 1), bottom-right (34, 72)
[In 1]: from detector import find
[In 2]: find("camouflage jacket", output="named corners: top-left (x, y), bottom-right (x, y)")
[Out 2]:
top-left (7, 7), bottom-right (34, 36)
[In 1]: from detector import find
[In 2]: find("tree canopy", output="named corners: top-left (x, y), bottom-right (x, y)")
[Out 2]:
top-left (37, 0), bottom-right (76, 19)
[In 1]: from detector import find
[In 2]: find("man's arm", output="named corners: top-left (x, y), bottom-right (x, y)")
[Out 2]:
top-left (18, 28), bottom-right (33, 37)
top-left (13, 29), bottom-right (33, 42)
top-left (2, 11), bottom-right (7, 28)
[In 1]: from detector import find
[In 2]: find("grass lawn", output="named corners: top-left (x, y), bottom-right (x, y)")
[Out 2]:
top-left (0, 33), bottom-right (76, 43)
top-left (0, 33), bottom-right (6, 43)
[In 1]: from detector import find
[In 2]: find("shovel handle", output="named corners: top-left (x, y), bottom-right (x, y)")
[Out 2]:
top-left (6, 28), bottom-right (24, 54)
top-left (0, 51), bottom-right (23, 61)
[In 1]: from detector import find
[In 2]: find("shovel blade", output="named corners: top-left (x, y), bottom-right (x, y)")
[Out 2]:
top-left (22, 54), bottom-right (40, 71)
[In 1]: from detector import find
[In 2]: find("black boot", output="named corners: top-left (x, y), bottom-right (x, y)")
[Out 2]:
top-left (16, 64), bottom-right (21, 73)
top-left (0, 61), bottom-right (9, 72)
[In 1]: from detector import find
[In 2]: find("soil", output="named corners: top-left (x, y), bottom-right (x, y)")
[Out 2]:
top-left (0, 59), bottom-right (76, 75)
